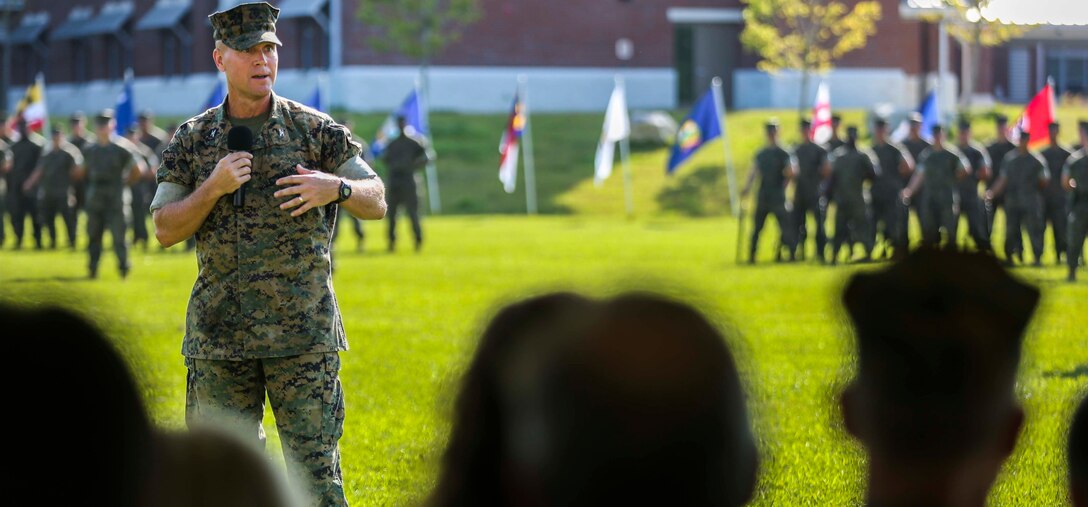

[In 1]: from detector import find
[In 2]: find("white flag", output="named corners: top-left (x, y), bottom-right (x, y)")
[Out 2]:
top-left (594, 79), bottom-right (630, 185)
top-left (810, 81), bottom-right (832, 145)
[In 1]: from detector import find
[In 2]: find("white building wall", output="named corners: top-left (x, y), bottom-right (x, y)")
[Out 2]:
top-left (733, 68), bottom-right (958, 113)
top-left (14, 66), bottom-right (678, 117)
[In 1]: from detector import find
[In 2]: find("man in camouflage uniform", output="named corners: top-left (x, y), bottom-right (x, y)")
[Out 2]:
top-left (22, 127), bottom-right (83, 249)
top-left (828, 126), bottom-right (877, 264)
top-left (901, 114), bottom-right (931, 241)
top-left (381, 116), bottom-right (430, 252)
top-left (791, 118), bottom-right (830, 262)
top-left (902, 125), bottom-right (968, 249)
top-left (869, 118), bottom-right (914, 259)
top-left (7, 119), bottom-right (45, 249)
top-left (0, 112), bottom-right (11, 247)
top-left (126, 126), bottom-right (158, 250)
top-left (1041, 122), bottom-right (1071, 264)
top-left (1064, 120), bottom-right (1088, 281)
top-left (986, 114), bottom-right (1016, 235)
top-left (955, 119), bottom-right (993, 252)
top-left (741, 120), bottom-right (797, 263)
top-left (69, 112), bottom-right (93, 224)
top-left (84, 110), bottom-right (145, 279)
top-left (149, 4), bottom-right (386, 505)
top-left (986, 132), bottom-right (1049, 266)
top-left (826, 114), bottom-right (846, 153)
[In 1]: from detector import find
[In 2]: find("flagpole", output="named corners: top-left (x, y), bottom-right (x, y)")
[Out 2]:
top-left (617, 76), bottom-right (633, 218)
top-left (711, 77), bottom-right (739, 216)
top-left (519, 74), bottom-right (538, 215)
top-left (418, 76), bottom-right (442, 214)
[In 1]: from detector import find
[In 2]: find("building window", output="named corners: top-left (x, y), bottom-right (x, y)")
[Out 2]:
top-left (163, 35), bottom-right (177, 77)
top-left (1047, 48), bottom-right (1088, 97)
top-left (73, 43), bottom-right (88, 83)
top-left (301, 23), bottom-right (315, 69)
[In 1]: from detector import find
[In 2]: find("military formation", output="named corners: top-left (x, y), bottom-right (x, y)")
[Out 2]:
top-left (742, 114), bottom-right (1088, 281)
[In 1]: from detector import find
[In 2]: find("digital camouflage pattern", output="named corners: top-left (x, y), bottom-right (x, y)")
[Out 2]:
top-left (157, 93), bottom-right (361, 360)
top-left (185, 353), bottom-right (346, 506)
top-left (209, 2), bottom-right (282, 51)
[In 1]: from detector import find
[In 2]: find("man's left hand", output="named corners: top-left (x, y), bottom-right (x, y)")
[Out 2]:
top-left (275, 165), bottom-right (340, 217)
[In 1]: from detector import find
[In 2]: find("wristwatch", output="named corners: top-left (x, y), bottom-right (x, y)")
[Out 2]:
top-left (334, 179), bottom-right (352, 204)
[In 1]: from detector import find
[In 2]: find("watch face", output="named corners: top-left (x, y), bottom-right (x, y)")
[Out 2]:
top-left (340, 182), bottom-right (352, 201)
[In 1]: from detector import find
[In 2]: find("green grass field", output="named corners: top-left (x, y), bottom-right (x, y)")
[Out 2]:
top-left (1, 214), bottom-right (1085, 506)
top-left (4, 104), bottom-right (1088, 504)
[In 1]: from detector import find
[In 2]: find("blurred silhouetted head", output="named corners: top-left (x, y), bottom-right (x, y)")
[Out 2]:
top-left (3, 304), bottom-right (153, 507)
top-left (536, 293), bottom-right (757, 507)
top-left (840, 249), bottom-right (1037, 504)
top-left (429, 292), bottom-right (592, 507)
top-left (1072, 395), bottom-right (1088, 507)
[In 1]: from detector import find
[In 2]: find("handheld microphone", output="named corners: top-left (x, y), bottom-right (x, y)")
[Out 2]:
top-left (227, 126), bottom-right (254, 208)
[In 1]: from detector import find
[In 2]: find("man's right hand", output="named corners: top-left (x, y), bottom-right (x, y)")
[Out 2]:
top-left (208, 152), bottom-right (252, 197)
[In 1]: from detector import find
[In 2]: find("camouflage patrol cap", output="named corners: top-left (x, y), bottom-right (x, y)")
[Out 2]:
top-left (209, 2), bottom-right (282, 51)
top-left (908, 112), bottom-right (924, 124)
top-left (874, 117), bottom-right (888, 129)
top-left (764, 118), bottom-right (779, 133)
top-left (70, 111), bottom-right (85, 123)
top-left (957, 118), bottom-right (972, 132)
top-left (94, 109), bottom-right (114, 126)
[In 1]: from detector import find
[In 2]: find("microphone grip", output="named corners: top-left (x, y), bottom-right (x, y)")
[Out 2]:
top-left (233, 182), bottom-right (246, 208)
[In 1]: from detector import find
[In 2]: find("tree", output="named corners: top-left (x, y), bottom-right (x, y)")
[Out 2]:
top-left (356, 0), bottom-right (481, 94)
top-left (938, 1), bottom-right (1026, 109)
top-left (740, 0), bottom-right (882, 114)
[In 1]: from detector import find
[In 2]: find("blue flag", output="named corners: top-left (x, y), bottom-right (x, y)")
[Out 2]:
top-left (373, 88), bottom-right (428, 157)
top-left (203, 78), bottom-right (226, 111)
top-left (305, 85), bottom-right (324, 113)
top-left (667, 88), bottom-right (722, 174)
top-left (114, 69), bottom-right (135, 136)
top-left (917, 90), bottom-right (939, 143)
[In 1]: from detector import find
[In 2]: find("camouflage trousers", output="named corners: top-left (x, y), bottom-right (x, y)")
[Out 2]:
top-left (185, 353), bottom-right (347, 507)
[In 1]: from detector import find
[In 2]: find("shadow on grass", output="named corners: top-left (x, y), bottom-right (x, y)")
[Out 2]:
top-left (1042, 364), bottom-right (1088, 379)
top-left (4, 276), bottom-right (92, 283)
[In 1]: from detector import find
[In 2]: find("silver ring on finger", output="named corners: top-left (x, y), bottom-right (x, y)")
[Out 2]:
top-left (298, 196), bottom-right (305, 204)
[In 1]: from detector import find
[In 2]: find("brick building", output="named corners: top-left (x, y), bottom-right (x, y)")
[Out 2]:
top-left (1, 0), bottom-right (1085, 115)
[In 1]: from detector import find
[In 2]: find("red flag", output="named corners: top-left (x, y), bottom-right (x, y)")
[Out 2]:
top-left (1011, 82), bottom-right (1055, 151)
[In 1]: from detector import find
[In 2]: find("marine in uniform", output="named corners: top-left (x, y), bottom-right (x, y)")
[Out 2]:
top-left (149, 4), bottom-right (386, 504)
top-left (791, 119), bottom-right (830, 262)
top-left (903, 125), bottom-right (968, 248)
top-left (954, 119), bottom-right (993, 252)
top-left (126, 126), bottom-right (158, 250)
top-left (1040, 122), bottom-right (1072, 264)
top-left (1063, 120), bottom-right (1088, 281)
top-left (0, 112), bottom-right (11, 247)
top-left (869, 118), bottom-right (914, 258)
top-left (22, 127), bottom-right (83, 249)
top-left (84, 111), bottom-right (145, 278)
top-left (740, 120), bottom-right (797, 263)
top-left (69, 112), bottom-right (94, 221)
top-left (7, 119), bottom-right (45, 249)
top-left (901, 114), bottom-right (931, 242)
top-left (828, 126), bottom-right (877, 263)
top-left (986, 132), bottom-right (1049, 266)
top-left (985, 114), bottom-right (1016, 235)
top-left (826, 114), bottom-right (846, 153)
top-left (381, 116), bottom-right (430, 252)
